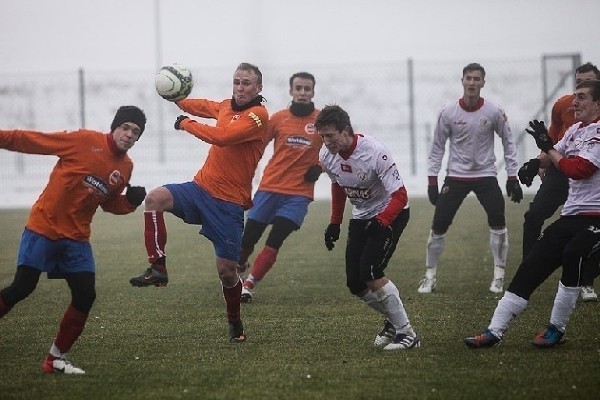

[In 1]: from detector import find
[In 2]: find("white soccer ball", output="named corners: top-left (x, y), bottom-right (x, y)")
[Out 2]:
top-left (154, 64), bottom-right (194, 102)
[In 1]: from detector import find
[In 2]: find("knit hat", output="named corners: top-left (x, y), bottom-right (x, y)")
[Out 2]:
top-left (110, 106), bottom-right (146, 134)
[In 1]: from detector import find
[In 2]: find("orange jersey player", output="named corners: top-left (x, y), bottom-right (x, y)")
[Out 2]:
top-left (129, 63), bottom-right (268, 344)
top-left (237, 72), bottom-right (322, 303)
top-left (0, 105), bottom-right (147, 374)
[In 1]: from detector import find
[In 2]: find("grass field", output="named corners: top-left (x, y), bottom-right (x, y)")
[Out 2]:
top-left (1, 197), bottom-right (599, 400)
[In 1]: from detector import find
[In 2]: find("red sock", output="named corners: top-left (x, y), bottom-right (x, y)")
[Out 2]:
top-left (0, 294), bottom-right (12, 318)
top-left (252, 246), bottom-right (278, 281)
top-left (144, 211), bottom-right (167, 267)
top-left (53, 304), bottom-right (88, 354)
top-left (222, 280), bottom-right (242, 322)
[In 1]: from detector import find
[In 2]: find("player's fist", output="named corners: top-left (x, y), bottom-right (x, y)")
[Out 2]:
top-left (304, 165), bottom-right (322, 183)
top-left (518, 158), bottom-right (540, 187)
top-left (324, 223), bottom-right (341, 251)
top-left (526, 120), bottom-right (553, 153)
top-left (505, 178), bottom-right (523, 203)
top-left (126, 184), bottom-right (146, 206)
top-left (427, 176), bottom-right (439, 205)
top-left (174, 115), bottom-right (189, 130)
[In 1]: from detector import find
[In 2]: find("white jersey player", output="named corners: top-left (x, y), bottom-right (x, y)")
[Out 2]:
top-left (465, 79), bottom-right (600, 349)
top-left (316, 105), bottom-right (419, 351)
top-left (420, 62), bottom-right (522, 295)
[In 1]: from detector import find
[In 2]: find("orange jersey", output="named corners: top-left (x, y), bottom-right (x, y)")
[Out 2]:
top-left (548, 94), bottom-right (575, 144)
top-left (258, 108), bottom-right (322, 199)
top-left (177, 98), bottom-right (268, 210)
top-left (0, 129), bottom-right (136, 241)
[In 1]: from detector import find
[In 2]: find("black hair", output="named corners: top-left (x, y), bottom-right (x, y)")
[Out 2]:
top-left (462, 63), bottom-right (486, 78)
top-left (314, 104), bottom-right (353, 135)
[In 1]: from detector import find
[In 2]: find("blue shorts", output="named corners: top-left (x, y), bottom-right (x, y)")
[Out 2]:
top-left (247, 191), bottom-right (311, 227)
top-left (165, 182), bottom-right (244, 261)
top-left (17, 228), bottom-right (95, 275)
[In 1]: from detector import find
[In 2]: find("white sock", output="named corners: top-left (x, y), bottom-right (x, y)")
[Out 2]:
top-left (360, 289), bottom-right (384, 314)
top-left (488, 291), bottom-right (528, 336)
top-left (49, 343), bottom-right (63, 358)
top-left (426, 231), bottom-right (445, 271)
top-left (549, 281), bottom-right (579, 331)
top-left (490, 228), bottom-right (508, 267)
top-left (374, 281), bottom-right (415, 336)
top-left (493, 266), bottom-right (505, 280)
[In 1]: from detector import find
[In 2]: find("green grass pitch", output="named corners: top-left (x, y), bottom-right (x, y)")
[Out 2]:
top-left (1, 197), bottom-right (599, 399)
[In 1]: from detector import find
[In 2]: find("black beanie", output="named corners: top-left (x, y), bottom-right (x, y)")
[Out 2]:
top-left (110, 106), bottom-right (146, 134)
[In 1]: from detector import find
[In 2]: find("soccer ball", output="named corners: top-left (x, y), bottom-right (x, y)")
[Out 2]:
top-left (154, 64), bottom-right (193, 102)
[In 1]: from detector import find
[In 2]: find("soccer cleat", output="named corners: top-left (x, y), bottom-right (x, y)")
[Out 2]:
top-left (129, 265), bottom-right (168, 287)
top-left (531, 324), bottom-right (566, 348)
top-left (417, 276), bottom-right (436, 293)
top-left (580, 286), bottom-right (598, 302)
top-left (241, 286), bottom-right (253, 303)
top-left (489, 277), bottom-right (504, 294)
top-left (373, 320), bottom-right (396, 347)
top-left (464, 329), bottom-right (502, 348)
top-left (228, 319), bottom-right (247, 343)
top-left (42, 355), bottom-right (85, 374)
top-left (383, 333), bottom-right (421, 350)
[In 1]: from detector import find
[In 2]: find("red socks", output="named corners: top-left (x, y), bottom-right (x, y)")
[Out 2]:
top-left (53, 304), bottom-right (88, 354)
top-left (144, 211), bottom-right (167, 266)
top-left (251, 246), bottom-right (278, 281)
top-left (222, 280), bottom-right (242, 322)
top-left (0, 294), bottom-right (12, 318)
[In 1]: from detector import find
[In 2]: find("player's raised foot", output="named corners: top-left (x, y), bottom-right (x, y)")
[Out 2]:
top-left (580, 286), bottom-right (598, 302)
top-left (489, 277), bottom-right (504, 294)
top-left (373, 319), bottom-right (395, 347)
top-left (241, 286), bottom-right (253, 303)
top-left (383, 333), bottom-right (421, 350)
top-left (228, 319), bottom-right (247, 343)
top-left (417, 276), bottom-right (436, 293)
top-left (464, 329), bottom-right (502, 348)
top-left (531, 324), bottom-right (566, 348)
top-left (42, 355), bottom-right (85, 374)
top-left (129, 266), bottom-right (168, 287)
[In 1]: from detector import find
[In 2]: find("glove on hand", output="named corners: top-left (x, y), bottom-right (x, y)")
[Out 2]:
top-left (526, 120), bottom-right (553, 153)
top-left (518, 158), bottom-right (541, 187)
top-left (324, 223), bottom-right (341, 251)
top-left (505, 178), bottom-right (523, 203)
top-left (174, 115), bottom-right (189, 130)
top-left (365, 218), bottom-right (387, 238)
top-left (304, 165), bottom-right (322, 183)
top-left (427, 176), bottom-right (439, 205)
top-left (125, 184), bottom-right (146, 206)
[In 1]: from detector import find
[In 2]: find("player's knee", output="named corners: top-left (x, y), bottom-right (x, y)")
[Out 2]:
top-left (72, 288), bottom-right (96, 313)
top-left (144, 187), bottom-right (171, 211)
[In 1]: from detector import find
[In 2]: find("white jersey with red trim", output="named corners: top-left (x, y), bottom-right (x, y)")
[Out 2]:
top-left (555, 121), bottom-right (600, 216)
top-left (427, 99), bottom-right (519, 178)
top-left (319, 133), bottom-right (406, 219)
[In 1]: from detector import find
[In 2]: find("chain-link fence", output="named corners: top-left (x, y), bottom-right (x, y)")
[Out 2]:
top-left (0, 55), bottom-right (580, 207)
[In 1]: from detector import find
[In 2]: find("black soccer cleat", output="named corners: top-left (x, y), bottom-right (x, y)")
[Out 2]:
top-left (129, 266), bottom-right (168, 287)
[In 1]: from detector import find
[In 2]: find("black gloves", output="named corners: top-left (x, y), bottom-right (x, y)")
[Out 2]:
top-left (427, 176), bottom-right (439, 205)
top-left (324, 223), bottom-right (341, 251)
top-left (526, 120), bottom-right (554, 153)
top-left (304, 165), bottom-right (322, 183)
top-left (125, 184), bottom-right (146, 206)
top-left (174, 115), bottom-right (189, 130)
top-left (365, 218), bottom-right (388, 238)
top-left (506, 179), bottom-right (523, 203)
top-left (518, 158), bottom-right (541, 187)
